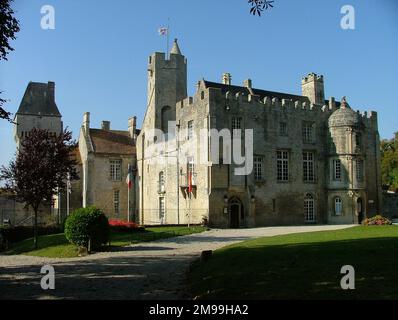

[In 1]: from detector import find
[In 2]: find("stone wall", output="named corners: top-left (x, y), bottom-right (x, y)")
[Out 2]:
top-left (382, 192), bottom-right (398, 219)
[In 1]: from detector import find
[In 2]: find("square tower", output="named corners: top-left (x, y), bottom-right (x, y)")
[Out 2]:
top-left (301, 73), bottom-right (325, 105)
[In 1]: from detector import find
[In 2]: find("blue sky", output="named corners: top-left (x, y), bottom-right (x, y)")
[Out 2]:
top-left (1, 0), bottom-right (397, 167)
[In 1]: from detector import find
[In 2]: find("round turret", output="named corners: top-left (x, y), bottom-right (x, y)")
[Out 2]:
top-left (328, 97), bottom-right (361, 128)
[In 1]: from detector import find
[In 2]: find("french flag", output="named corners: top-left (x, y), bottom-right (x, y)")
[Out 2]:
top-left (126, 165), bottom-right (133, 189)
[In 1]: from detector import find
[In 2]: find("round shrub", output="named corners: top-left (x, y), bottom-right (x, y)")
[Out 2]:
top-left (64, 207), bottom-right (110, 249)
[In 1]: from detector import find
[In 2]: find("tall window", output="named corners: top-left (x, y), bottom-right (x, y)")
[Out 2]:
top-left (279, 122), bottom-right (287, 136)
top-left (355, 133), bottom-right (362, 150)
top-left (277, 150), bottom-right (289, 182)
top-left (113, 190), bottom-right (120, 215)
top-left (304, 193), bottom-right (315, 222)
top-left (187, 120), bottom-right (194, 140)
top-left (356, 159), bottom-right (364, 182)
top-left (302, 122), bottom-right (314, 143)
top-left (232, 116), bottom-right (242, 136)
top-left (158, 171), bottom-right (165, 193)
top-left (110, 160), bottom-right (122, 181)
top-left (159, 197), bottom-right (165, 221)
top-left (254, 156), bottom-right (264, 181)
top-left (333, 159), bottom-right (341, 181)
top-left (161, 106), bottom-right (173, 135)
top-left (303, 151), bottom-right (315, 182)
top-left (335, 197), bottom-right (342, 216)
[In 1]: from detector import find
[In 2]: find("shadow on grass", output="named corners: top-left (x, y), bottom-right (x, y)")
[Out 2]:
top-left (189, 237), bottom-right (398, 300)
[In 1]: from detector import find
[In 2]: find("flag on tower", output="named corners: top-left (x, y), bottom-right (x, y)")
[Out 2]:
top-left (126, 165), bottom-right (133, 189)
top-left (158, 27), bottom-right (168, 36)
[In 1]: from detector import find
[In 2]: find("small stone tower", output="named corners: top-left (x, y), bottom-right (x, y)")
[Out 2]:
top-left (301, 73), bottom-right (325, 105)
top-left (14, 81), bottom-right (63, 149)
top-left (145, 39), bottom-right (187, 134)
top-left (327, 97), bottom-right (366, 224)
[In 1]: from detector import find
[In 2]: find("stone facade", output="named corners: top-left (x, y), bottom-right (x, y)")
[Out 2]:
top-left (14, 82), bottom-right (63, 150)
top-left (0, 191), bottom-right (56, 226)
top-left (4, 81), bottom-right (64, 226)
top-left (137, 40), bottom-right (382, 228)
top-left (77, 113), bottom-right (138, 221)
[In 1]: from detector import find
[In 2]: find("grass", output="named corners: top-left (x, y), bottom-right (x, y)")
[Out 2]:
top-left (188, 226), bottom-right (398, 300)
top-left (4, 226), bottom-right (207, 258)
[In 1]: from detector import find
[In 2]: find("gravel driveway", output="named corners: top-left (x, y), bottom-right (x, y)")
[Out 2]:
top-left (0, 225), bottom-right (353, 300)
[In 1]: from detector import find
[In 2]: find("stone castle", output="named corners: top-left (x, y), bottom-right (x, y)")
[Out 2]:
top-left (137, 39), bottom-right (382, 227)
top-left (5, 39), bottom-right (382, 227)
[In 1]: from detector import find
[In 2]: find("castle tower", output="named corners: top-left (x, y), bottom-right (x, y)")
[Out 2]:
top-left (146, 38), bottom-right (187, 134)
top-left (327, 97), bottom-right (366, 224)
top-left (14, 81), bottom-right (63, 150)
top-left (301, 73), bottom-right (325, 105)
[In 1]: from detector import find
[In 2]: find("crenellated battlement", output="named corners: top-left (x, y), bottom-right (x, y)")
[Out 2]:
top-left (178, 96), bottom-right (194, 108)
top-left (211, 86), bottom-right (377, 123)
top-left (149, 51), bottom-right (187, 69)
top-left (220, 89), bottom-right (338, 114)
top-left (301, 72), bottom-right (324, 84)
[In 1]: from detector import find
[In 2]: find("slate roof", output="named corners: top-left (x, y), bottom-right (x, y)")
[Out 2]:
top-left (16, 82), bottom-right (61, 117)
top-left (203, 80), bottom-right (309, 103)
top-left (89, 129), bottom-right (136, 155)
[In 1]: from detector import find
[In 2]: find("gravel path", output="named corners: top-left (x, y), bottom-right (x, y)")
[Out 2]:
top-left (0, 225), bottom-right (353, 300)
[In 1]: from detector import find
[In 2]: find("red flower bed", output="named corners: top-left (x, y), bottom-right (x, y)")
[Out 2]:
top-left (108, 219), bottom-right (141, 231)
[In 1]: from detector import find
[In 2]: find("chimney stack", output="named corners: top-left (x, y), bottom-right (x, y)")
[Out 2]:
top-left (128, 116), bottom-right (137, 141)
top-left (243, 79), bottom-right (252, 89)
top-left (222, 73), bottom-right (232, 85)
top-left (101, 121), bottom-right (110, 131)
top-left (48, 81), bottom-right (55, 101)
top-left (83, 112), bottom-right (90, 134)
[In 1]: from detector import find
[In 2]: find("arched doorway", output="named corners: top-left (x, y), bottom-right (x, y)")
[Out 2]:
top-left (357, 198), bottom-right (364, 224)
top-left (229, 197), bottom-right (242, 229)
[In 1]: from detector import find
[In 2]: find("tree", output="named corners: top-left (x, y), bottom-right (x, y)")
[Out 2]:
top-left (0, 128), bottom-right (78, 249)
top-left (0, 0), bottom-right (20, 122)
top-left (381, 132), bottom-right (398, 192)
top-left (248, 0), bottom-right (274, 16)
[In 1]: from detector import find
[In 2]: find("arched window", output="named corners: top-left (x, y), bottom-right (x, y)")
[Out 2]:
top-left (160, 106), bottom-right (175, 138)
top-left (200, 91), bottom-right (205, 100)
top-left (335, 197), bottom-right (342, 216)
top-left (304, 193), bottom-right (315, 222)
top-left (158, 171), bottom-right (165, 193)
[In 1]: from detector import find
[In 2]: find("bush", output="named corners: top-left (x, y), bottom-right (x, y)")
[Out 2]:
top-left (64, 207), bottom-right (110, 249)
top-left (363, 215), bottom-right (392, 226)
top-left (0, 225), bottom-right (63, 244)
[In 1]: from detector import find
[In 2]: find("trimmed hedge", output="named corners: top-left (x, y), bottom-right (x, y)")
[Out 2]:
top-left (64, 207), bottom-right (110, 249)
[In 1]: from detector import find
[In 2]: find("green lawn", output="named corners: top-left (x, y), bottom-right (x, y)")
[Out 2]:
top-left (188, 226), bottom-right (398, 300)
top-left (4, 226), bottom-right (207, 258)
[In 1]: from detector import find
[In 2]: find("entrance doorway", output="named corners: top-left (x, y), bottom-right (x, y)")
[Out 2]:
top-left (357, 198), bottom-right (364, 224)
top-left (229, 197), bottom-right (242, 228)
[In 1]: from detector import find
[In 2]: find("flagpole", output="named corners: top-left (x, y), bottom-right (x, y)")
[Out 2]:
top-left (127, 164), bottom-right (130, 222)
top-left (167, 18), bottom-right (170, 59)
top-left (66, 173), bottom-right (70, 217)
